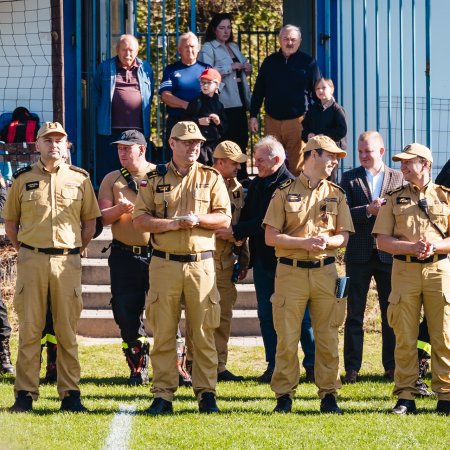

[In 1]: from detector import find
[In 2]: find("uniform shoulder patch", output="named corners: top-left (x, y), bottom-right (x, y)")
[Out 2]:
top-left (328, 181), bottom-right (345, 194)
top-left (69, 165), bottom-right (89, 177)
top-left (437, 184), bottom-right (450, 193)
top-left (386, 185), bottom-right (405, 196)
top-left (146, 169), bottom-right (159, 178)
top-left (278, 178), bottom-right (293, 190)
top-left (199, 164), bottom-right (220, 175)
top-left (12, 165), bottom-right (32, 179)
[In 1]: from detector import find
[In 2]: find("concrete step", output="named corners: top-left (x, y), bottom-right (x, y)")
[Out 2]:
top-left (82, 283), bottom-right (258, 310)
top-left (82, 258), bottom-right (254, 285)
top-left (77, 309), bottom-right (260, 338)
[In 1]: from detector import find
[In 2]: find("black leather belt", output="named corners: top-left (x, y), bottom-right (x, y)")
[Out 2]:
top-left (111, 239), bottom-right (150, 256)
top-left (279, 256), bottom-right (335, 268)
top-left (152, 250), bottom-right (213, 263)
top-left (394, 254), bottom-right (447, 264)
top-left (21, 243), bottom-right (80, 255)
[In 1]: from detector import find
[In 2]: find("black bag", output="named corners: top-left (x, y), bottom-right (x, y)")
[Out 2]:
top-left (0, 107), bottom-right (40, 143)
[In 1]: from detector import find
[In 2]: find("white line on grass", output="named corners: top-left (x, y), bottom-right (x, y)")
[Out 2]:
top-left (103, 403), bottom-right (136, 450)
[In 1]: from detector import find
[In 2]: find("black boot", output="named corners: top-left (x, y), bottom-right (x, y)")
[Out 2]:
top-left (43, 342), bottom-right (57, 383)
top-left (123, 339), bottom-right (149, 386)
top-left (0, 338), bottom-right (15, 375)
top-left (60, 390), bottom-right (88, 412)
top-left (9, 391), bottom-right (33, 413)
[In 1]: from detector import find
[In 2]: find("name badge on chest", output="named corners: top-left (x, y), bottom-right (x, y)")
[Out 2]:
top-left (25, 181), bottom-right (39, 191)
top-left (156, 184), bottom-right (172, 193)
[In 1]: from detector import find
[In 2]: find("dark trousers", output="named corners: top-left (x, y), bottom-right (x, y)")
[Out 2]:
top-left (418, 317), bottom-right (430, 359)
top-left (253, 258), bottom-right (315, 369)
top-left (96, 131), bottom-right (152, 186)
top-left (344, 252), bottom-right (396, 372)
top-left (109, 245), bottom-right (149, 343)
top-left (0, 290), bottom-right (11, 340)
top-left (223, 106), bottom-right (249, 180)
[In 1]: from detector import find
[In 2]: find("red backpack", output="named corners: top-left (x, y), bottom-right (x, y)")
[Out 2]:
top-left (0, 107), bottom-right (39, 143)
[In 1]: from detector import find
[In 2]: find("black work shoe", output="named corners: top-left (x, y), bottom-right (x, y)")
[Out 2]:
top-left (60, 391), bottom-right (88, 413)
top-left (304, 367), bottom-right (315, 383)
top-left (436, 400), bottom-right (450, 416)
top-left (273, 394), bottom-right (292, 413)
top-left (392, 399), bottom-right (417, 415)
top-left (415, 379), bottom-right (435, 398)
top-left (9, 391), bottom-right (33, 413)
top-left (343, 370), bottom-right (358, 384)
top-left (320, 394), bottom-right (343, 415)
top-left (257, 367), bottom-right (274, 384)
top-left (145, 398), bottom-right (173, 416)
top-left (128, 368), bottom-right (149, 386)
top-left (0, 339), bottom-right (15, 375)
top-left (218, 370), bottom-right (244, 382)
top-left (198, 392), bottom-right (220, 414)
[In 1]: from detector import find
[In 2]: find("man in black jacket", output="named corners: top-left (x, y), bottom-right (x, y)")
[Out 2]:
top-left (249, 25), bottom-right (321, 177)
top-left (216, 136), bottom-right (315, 383)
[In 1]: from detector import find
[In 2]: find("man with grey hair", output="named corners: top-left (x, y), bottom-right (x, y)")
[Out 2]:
top-left (250, 24), bottom-right (321, 177)
top-left (95, 34), bottom-right (155, 184)
top-left (217, 135), bottom-right (316, 383)
top-left (159, 32), bottom-right (210, 162)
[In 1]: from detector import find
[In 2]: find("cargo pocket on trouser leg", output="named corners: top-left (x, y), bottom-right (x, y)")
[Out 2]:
top-left (271, 294), bottom-right (286, 332)
top-left (330, 297), bottom-right (347, 328)
top-left (13, 282), bottom-right (25, 320)
top-left (203, 291), bottom-right (221, 329)
top-left (387, 292), bottom-right (401, 330)
top-left (72, 286), bottom-right (83, 323)
top-left (146, 292), bottom-right (159, 333)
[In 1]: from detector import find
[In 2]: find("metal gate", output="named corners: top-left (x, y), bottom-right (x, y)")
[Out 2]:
top-left (330, 0), bottom-right (449, 177)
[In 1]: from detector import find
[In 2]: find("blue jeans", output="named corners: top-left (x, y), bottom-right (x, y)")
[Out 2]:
top-left (253, 258), bottom-right (315, 369)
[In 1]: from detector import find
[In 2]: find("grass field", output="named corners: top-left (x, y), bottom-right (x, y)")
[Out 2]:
top-left (0, 334), bottom-right (448, 450)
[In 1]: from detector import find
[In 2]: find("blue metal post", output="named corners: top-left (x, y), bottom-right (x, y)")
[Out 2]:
top-left (351, 0), bottom-right (356, 168)
top-left (425, 0), bottom-right (431, 148)
top-left (324, 0), bottom-right (331, 77)
top-left (399, 0), bottom-right (404, 149)
top-left (76, 0), bottom-right (82, 165)
top-left (363, 0), bottom-right (368, 130)
top-left (375, 0), bottom-right (380, 130)
top-left (412, 0), bottom-right (416, 140)
top-left (106, 1), bottom-right (111, 59)
top-left (387, 0), bottom-right (392, 160)
top-left (190, 0), bottom-right (196, 32)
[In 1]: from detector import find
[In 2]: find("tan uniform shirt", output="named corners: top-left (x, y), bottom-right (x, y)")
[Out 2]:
top-left (133, 161), bottom-right (231, 253)
top-left (2, 160), bottom-right (100, 248)
top-left (372, 182), bottom-right (450, 242)
top-left (263, 172), bottom-right (354, 260)
top-left (98, 163), bottom-right (155, 246)
top-left (214, 177), bottom-right (249, 270)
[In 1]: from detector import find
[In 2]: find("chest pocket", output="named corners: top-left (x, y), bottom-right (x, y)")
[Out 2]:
top-left (284, 201), bottom-right (303, 213)
top-left (429, 203), bottom-right (449, 233)
top-left (194, 189), bottom-right (210, 214)
top-left (61, 187), bottom-right (82, 206)
top-left (23, 190), bottom-right (42, 202)
top-left (154, 191), bottom-right (176, 218)
top-left (393, 204), bottom-right (415, 230)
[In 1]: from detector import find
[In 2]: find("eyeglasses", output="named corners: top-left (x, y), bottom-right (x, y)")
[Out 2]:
top-left (175, 139), bottom-right (202, 147)
top-left (200, 80), bottom-right (215, 86)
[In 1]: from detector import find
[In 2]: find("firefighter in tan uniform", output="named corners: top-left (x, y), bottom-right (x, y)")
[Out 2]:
top-left (98, 130), bottom-right (155, 386)
top-left (263, 135), bottom-right (354, 414)
top-left (373, 143), bottom-right (450, 416)
top-left (133, 121), bottom-right (231, 415)
top-left (212, 141), bottom-right (250, 382)
top-left (3, 122), bottom-right (100, 413)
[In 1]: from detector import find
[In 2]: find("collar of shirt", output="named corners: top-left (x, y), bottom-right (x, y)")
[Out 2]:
top-left (320, 97), bottom-right (335, 110)
top-left (365, 165), bottom-right (385, 198)
top-left (37, 159), bottom-right (64, 174)
top-left (299, 171), bottom-right (326, 190)
top-left (115, 56), bottom-right (139, 70)
top-left (169, 159), bottom-right (196, 178)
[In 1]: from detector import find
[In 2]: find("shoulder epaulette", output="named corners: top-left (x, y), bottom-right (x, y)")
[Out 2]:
top-left (200, 164), bottom-right (220, 175)
top-left (278, 178), bottom-right (293, 190)
top-left (69, 165), bottom-right (89, 177)
top-left (386, 185), bottom-right (406, 196)
top-left (12, 165), bottom-right (32, 179)
top-left (146, 169), bottom-right (159, 178)
top-left (437, 184), bottom-right (450, 193)
top-left (328, 181), bottom-right (345, 194)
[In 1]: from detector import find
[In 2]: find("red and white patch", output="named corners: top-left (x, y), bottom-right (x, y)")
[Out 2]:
top-left (140, 180), bottom-right (148, 187)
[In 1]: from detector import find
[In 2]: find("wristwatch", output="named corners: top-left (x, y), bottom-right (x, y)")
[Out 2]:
top-left (431, 243), bottom-right (437, 254)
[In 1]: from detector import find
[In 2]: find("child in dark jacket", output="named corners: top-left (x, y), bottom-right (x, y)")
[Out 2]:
top-left (183, 68), bottom-right (227, 166)
top-left (302, 77), bottom-right (347, 151)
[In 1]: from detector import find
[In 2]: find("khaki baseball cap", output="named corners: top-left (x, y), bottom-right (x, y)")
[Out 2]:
top-left (170, 121), bottom-right (205, 141)
top-left (303, 135), bottom-right (347, 158)
top-left (392, 143), bottom-right (433, 163)
top-left (37, 122), bottom-right (67, 139)
top-left (213, 141), bottom-right (248, 163)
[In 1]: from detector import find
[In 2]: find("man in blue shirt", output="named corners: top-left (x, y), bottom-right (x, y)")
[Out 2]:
top-left (159, 32), bottom-right (209, 162)
top-left (95, 34), bottom-right (154, 185)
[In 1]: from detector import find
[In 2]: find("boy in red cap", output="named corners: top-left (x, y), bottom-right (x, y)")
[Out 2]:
top-left (183, 68), bottom-right (228, 165)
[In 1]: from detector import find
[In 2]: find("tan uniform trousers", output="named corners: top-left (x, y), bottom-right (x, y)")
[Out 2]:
top-left (271, 262), bottom-right (346, 399)
top-left (264, 115), bottom-right (305, 177)
top-left (146, 256), bottom-right (220, 402)
top-left (388, 258), bottom-right (450, 400)
top-left (13, 248), bottom-right (83, 400)
top-left (215, 265), bottom-right (237, 372)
